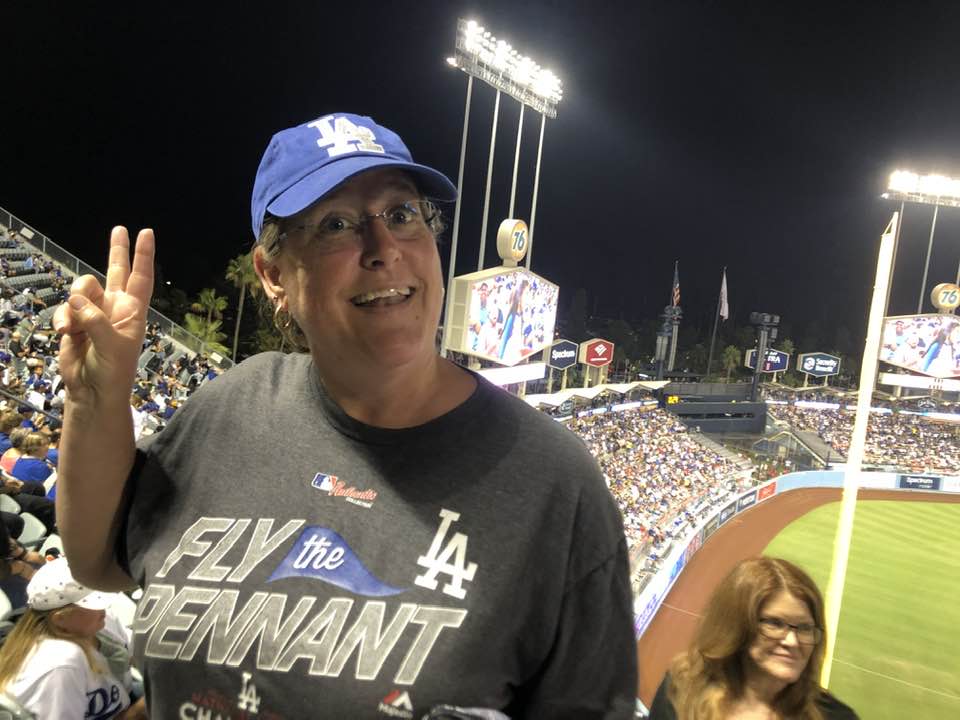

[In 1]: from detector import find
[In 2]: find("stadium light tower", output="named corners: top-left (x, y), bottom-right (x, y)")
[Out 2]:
top-left (440, 19), bottom-right (563, 357)
top-left (882, 170), bottom-right (960, 310)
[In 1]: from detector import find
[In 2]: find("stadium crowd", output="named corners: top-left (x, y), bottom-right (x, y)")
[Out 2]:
top-left (768, 403), bottom-right (960, 474)
top-left (0, 226), bottom-right (221, 542)
top-left (566, 408), bottom-right (749, 565)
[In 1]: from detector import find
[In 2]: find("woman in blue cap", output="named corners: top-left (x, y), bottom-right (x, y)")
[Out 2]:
top-left (53, 112), bottom-right (637, 718)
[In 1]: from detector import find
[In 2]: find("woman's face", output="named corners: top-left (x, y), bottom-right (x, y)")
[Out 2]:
top-left (257, 168), bottom-right (444, 377)
top-left (51, 605), bottom-right (106, 639)
top-left (746, 590), bottom-right (817, 688)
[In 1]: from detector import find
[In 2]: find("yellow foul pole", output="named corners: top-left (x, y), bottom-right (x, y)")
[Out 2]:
top-left (820, 212), bottom-right (899, 687)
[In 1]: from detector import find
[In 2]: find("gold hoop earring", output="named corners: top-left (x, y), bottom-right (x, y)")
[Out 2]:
top-left (273, 303), bottom-right (294, 332)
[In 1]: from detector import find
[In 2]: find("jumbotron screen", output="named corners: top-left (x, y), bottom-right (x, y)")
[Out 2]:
top-left (445, 267), bottom-right (559, 366)
top-left (880, 313), bottom-right (960, 379)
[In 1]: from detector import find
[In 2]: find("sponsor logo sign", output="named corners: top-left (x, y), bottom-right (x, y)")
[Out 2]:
top-left (745, 348), bottom-right (790, 373)
top-left (897, 474), bottom-right (941, 491)
top-left (798, 352), bottom-right (841, 377)
top-left (758, 481), bottom-right (777, 501)
top-left (548, 339), bottom-right (579, 370)
top-left (684, 528), bottom-right (704, 564)
top-left (669, 553), bottom-right (686, 582)
top-left (495, 218), bottom-right (529, 264)
top-left (703, 515), bottom-right (720, 540)
top-left (737, 490), bottom-right (758, 512)
top-left (634, 591), bottom-right (663, 638)
top-left (579, 338), bottom-right (614, 367)
top-left (718, 501), bottom-right (738, 526)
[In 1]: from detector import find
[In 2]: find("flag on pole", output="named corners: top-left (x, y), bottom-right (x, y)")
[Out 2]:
top-left (671, 261), bottom-right (680, 307)
top-left (719, 269), bottom-right (729, 320)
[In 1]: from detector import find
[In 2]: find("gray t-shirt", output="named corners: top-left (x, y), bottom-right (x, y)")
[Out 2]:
top-left (121, 352), bottom-right (636, 719)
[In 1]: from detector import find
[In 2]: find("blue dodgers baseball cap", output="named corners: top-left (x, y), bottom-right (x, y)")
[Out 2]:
top-left (251, 112), bottom-right (457, 240)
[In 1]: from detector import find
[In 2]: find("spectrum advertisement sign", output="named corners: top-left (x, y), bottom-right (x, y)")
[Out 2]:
top-left (547, 339), bottom-right (578, 370)
top-left (898, 474), bottom-right (941, 491)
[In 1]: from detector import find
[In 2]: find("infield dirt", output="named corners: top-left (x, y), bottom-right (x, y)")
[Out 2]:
top-left (635, 487), bottom-right (960, 704)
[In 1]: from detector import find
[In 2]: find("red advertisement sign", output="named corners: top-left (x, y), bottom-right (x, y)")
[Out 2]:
top-left (758, 481), bottom-right (777, 501)
top-left (582, 339), bottom-right (614, 367)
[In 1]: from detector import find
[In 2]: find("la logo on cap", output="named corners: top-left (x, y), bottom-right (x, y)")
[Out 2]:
top-left (307, 115), bottom-right (385, 158)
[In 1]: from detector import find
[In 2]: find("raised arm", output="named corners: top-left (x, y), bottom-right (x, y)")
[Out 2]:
top-left (53, 226), bottom-right (155, 589)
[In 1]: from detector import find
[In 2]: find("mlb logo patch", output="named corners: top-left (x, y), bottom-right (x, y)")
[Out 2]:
top-left (312, 473), bottom-right (337, 491)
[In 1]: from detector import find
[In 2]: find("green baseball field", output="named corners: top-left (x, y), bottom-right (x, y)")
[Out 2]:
top-left (764, 499), bottom-right (960, 719)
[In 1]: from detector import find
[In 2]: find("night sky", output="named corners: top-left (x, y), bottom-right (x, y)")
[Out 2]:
top-left (4, 1), bottom-right (960, 355)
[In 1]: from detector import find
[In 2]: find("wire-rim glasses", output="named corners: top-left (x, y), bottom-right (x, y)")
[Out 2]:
top-left (279, 199), bottom-right (440, 251)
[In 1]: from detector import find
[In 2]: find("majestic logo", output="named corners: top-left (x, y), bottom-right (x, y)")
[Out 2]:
top-left (307, 115), bottom-right (385, 158)
top-left (414, 509), bottom-right (477, 600)
top-left (269, 526), bottom-right (404, 597)
top-left (312, 472), bottom-right (378, 509)
top-left (378, 690), bottom-right (414, 718)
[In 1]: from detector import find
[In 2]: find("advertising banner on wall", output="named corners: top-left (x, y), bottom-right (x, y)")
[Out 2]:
top-left (718, 501), bottom-right (738, 526)
top-left (684, 528), bottom-right (704, 564)
top-left (758, 481), bottom-right (777, 501)
top-left (703, 515), bottom-right (720, 540)
top-left (669, 552), bottom-right (686, 582)
top-left (634, 591), bottom-right (663, 638)
top-left (898, 474), bottom-right (941, 491)
top-left (737, 489), bottom-right (758, 512)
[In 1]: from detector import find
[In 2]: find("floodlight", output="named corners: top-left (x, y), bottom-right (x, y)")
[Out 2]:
top-left (452, 17), bottom-right (563, 118)
top-left (446, 57), bottom-right (457, 67)
top-left (886, 169), bottom-right (960, 206)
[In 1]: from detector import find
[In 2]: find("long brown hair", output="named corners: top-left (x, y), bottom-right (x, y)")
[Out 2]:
top-left (0, 608), bottom-right (102, 690)
top-left (668, 557), bottom-right (827, 719)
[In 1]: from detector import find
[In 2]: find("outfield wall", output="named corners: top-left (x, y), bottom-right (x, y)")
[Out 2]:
top-left (632, 469), bottom-right (960, 637)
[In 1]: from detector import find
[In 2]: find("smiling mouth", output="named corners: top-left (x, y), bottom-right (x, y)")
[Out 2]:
top-left (350, 287), bottom-right (415, 307)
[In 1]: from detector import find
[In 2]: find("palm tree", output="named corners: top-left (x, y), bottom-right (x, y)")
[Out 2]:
top-left (777, 338), bottom-right (797, 385)
top-left (183, 313), bottom-right (231, 357)
top-left (722, 345), bottom-right (741, 382)
top-left (225, 252), bottom-right (261, 361)
top-left (191, 288), bottom-right (228, 326)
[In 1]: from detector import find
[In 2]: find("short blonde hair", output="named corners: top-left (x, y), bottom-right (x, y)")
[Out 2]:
top-left (21, 432), bottom-right (49, 456)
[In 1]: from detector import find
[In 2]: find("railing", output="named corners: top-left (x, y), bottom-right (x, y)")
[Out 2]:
top-left (0, 206), bottom-right (233, 369)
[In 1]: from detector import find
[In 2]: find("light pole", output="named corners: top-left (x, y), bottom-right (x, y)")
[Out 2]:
top-left (748, 313), bottom-right (780, 403)
top-left (883, 170), bottom-right (960, 312)
top-left (440, 18), bottom-right (563, 355)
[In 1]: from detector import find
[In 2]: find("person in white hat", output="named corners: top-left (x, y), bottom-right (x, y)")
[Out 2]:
top-left (0, 557), bottom-right (145, 719)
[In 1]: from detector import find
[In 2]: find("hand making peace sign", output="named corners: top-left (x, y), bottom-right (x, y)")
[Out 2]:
top-left (53, 226), bottom-right (155, 404)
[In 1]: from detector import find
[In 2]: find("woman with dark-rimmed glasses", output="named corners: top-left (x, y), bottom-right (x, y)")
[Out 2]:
top-left (649, 556), bottom-right (858, 719)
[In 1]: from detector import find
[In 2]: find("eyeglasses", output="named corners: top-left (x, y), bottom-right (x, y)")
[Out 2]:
top-left (757, 617), bottom-right (822, 645)
top-left (279, 199), bottom-right (440, 251)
